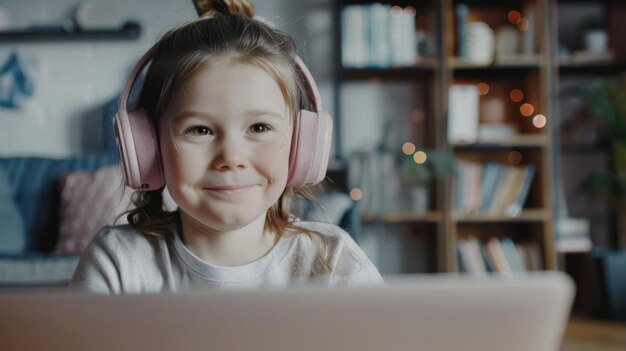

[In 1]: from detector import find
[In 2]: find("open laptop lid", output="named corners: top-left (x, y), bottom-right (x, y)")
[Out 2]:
top-left (0, 272), bottom-right (574, 351)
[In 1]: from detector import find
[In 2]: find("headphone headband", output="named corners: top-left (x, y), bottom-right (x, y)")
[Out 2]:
top-left (118, 41), bottom-right (324, 115)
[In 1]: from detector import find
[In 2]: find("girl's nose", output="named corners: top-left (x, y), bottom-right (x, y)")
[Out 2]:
top-left (212, 135), bottom-right (248, 171)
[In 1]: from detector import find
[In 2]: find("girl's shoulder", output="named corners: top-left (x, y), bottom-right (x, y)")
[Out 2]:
top-left (290, 220), bottom-right (352, 243)
top-left (289, 220), bottom-right (364, 258)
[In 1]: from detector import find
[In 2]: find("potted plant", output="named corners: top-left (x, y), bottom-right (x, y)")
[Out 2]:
top-left (582, 74), bottom-right (626, 248)
top-left (399, 149), bottom-right (454, 213)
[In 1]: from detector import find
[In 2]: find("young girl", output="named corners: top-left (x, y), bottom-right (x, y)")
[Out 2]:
top-left (71, 0), bottom-right (383, 293)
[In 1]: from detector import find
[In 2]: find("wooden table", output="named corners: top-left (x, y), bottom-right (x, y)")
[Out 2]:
top-left (561, 318), bottom-right (626, 351)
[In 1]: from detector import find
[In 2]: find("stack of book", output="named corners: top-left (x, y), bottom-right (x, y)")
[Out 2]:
top-left (341, 3), bottom-right (419, 68)
top-left (555, 217), bottom-right (592, 253)
top-left (453, 161), bottom-right (535, 216)
top-left (457, 237), bottom-right (543, 276)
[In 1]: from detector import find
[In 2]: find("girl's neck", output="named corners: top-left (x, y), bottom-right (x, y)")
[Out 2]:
top-left (179, 211), bottom-right (276, 267)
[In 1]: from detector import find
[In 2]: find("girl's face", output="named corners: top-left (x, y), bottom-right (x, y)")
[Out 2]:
top-left (159, 62), bottom-right (293, 232)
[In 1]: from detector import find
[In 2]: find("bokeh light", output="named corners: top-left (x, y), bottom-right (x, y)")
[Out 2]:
top-left (411, 109), bottom-right (425, 123)
top-left (508, 10), bottom-right (522, 25)
top-left (508, 151), bottom-right (523, 164)
top-left (477, 82), bottom-right (490, 95)
top-left (517, 18), bottom-right (529, 31)
top-left (414, 151), bottom-right (427, 164)
top-left (510, 89), bottom-right (524, 103)
top-left (350, 188), bottom-right (363, 201)
top-left (533, 114), bottom-right (547, 128)
top-left (404, 6), bottom-right (416, 16)
top-left (520, 103), bottom-right (534, 117)
top-left (391, 6), bottom-right (402, 17)
top-left (402, 142), bottom-right (416, 155)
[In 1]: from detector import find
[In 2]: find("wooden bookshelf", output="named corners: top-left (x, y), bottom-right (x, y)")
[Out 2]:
top-left (362, 211), bottom-right (443, 224)
top-left (333, 0), bottom-right (569, 274)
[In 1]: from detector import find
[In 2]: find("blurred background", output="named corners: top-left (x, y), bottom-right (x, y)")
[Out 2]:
top-left (0, 0), bottom-right (625, 324)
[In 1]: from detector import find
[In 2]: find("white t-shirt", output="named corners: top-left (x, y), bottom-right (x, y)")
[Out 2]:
top-left (71, 221), bottom-right (383, 294)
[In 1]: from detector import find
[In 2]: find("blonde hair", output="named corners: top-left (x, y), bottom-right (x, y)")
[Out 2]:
top-left (125, 0), bottom-right (331, 275)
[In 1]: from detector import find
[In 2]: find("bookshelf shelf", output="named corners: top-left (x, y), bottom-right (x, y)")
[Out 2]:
top-left (453, 134), bottom-right (548, 149)
top-left (361, 211), bottom-right (443, 224)
top-left (559, 143), bottom-right (607, 153)
top-left (340, 63), bottom-right (438, 80)
top-left (558, 60), bottom-right (626, 75)
top-left (448, 56), bottom-right (544, 71)
top-left (0, 23), bottom-right (141, 42)
top-left (452, 209), bottom-right (549, 223)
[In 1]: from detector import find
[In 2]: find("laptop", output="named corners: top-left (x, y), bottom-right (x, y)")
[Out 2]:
top-left (0, 272), bottom-right (574, 351)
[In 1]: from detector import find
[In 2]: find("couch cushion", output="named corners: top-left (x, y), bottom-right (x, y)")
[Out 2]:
top-left (0, 154), bottom-right (118, 252)
top-left (55, 165), bottom-right (132, 254)
top-left (0, 169), bottom-right (25, 253)
top-left (0, 252), bottom-right (79, 284)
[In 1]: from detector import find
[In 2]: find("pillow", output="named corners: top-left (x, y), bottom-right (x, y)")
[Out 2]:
top-left (54, 166), bottom-right (132, 254)
top-left (0, 168), bottom-right (26, 253)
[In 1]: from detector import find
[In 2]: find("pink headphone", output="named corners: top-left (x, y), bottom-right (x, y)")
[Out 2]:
top-left (113, 45), bottom-right (333, 191)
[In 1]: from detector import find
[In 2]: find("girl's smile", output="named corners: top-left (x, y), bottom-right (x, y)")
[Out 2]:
top-left (203, 184), bottom-right (259, 198)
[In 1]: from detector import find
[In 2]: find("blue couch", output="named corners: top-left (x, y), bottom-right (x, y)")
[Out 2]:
top-left (0, 99), bottom-right (119, 286)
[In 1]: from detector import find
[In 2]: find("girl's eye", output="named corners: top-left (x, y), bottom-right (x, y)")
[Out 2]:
top-left (250, 123), bottom-right (270, 133)
top-left (186, 126), bottom-right (212, 136)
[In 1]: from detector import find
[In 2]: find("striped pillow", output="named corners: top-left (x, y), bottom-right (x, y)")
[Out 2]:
top-left (54, 166), bottom-right (132, 254)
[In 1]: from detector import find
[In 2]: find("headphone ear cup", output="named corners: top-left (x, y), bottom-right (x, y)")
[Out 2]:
top-left (287, 109), bottom-right (333, 188)
top-left (113, 108), bottom-right (164, 191)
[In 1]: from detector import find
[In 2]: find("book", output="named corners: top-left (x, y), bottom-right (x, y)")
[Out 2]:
top-left (522, 241), bottom-right (543, 270)
top-left (486, 238), bottom-right (513, 277)
top-left (506, 165), bottom-right (535, 217)
top-left (457, 238), bottom-right (488, 276)
top-left (488, 166), bottom-right (518, 214)
top-left (448, 84), bottom-right (479, 144)
top-left (368, 3), bottom-right (391, 68)
top-left (479, 162), bottom-right (501, 212)
top-left (500, 238), bottom-right (526, 274)
top-left (342, 5), bottom-right (369, 68)
top-left (455, 3), bottom-right (469, 58)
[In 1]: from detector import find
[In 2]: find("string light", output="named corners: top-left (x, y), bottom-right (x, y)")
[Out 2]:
top-left (414, 151), bottom-right (427, 164)
top-left (533, 114), bottom-right (547, 128)
top-left (477, 82), bottom-right (490, 95)
top-left (411, 109), bottom-right (425, 123)
top-left (517, 18), bottom-right (529, 31)
top-left (508, 10), bottom-right (522, 25)
top-left (510, 89), bottom-right (524, 102)
top-left (508, 151), bottom-right (523, 164)
top-left (350, 188), bottom-right (363, 201)
top-left (402, 142), bottom-right (416, 155)
top-left (520, 103), bottom-right (534, 117)
top-left (391, 6), bottom-right (402, 17)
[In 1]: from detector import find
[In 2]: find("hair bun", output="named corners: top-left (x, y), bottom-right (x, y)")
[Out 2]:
top-left (192, 0), bottom-right (255, 19)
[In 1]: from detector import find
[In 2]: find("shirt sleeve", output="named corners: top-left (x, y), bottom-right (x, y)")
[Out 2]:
top-left (70, 227), bottom-right (123, 294)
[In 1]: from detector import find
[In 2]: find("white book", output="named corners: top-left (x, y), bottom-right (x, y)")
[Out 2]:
top-left (389, 6), bottom-right (403, 67)
top-left (368, 3), bottom-right (391, 68)
top-left (448, 84), bottom-right (479, 144)
top-left (342, 5), bottom-right (369, 68)
top-left (400, 7), bottom-right (417, 66)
